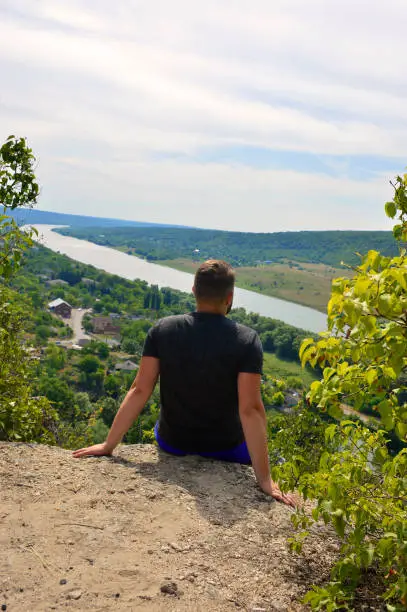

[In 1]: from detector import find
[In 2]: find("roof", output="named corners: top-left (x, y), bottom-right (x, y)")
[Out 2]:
top-left (115, 360), bottom-right (138, 371)
top-left (48, 298), bottom-right (72, 309)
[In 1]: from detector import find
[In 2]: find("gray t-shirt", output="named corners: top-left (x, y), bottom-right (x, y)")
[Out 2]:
top-left (143, 312), bottom-right (263, 452)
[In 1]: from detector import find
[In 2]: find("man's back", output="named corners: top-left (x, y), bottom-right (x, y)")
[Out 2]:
top-left (73, 260), bottom-right (296, 507)
top-left (143, 312), bottom-right (263, 452)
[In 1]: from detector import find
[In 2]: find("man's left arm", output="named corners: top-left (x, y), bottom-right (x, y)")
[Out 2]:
top-left (73, 356), bottom-right (159, 458)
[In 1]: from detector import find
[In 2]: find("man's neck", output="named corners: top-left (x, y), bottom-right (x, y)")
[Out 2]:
top-left (196, 302), bottom-right (226, 315)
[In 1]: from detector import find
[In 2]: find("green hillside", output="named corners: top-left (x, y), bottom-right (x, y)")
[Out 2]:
top-left (57, 226), bottom-right (399, 268)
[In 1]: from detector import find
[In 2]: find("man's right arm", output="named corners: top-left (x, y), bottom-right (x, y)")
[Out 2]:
top-left (238, 372), bottom-right (297, 508)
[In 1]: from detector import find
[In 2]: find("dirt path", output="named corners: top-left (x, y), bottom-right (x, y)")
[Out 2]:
top-left (67, 308), bottom-right (91, 344)
top-left (0, 443), bottom-right (353, 611)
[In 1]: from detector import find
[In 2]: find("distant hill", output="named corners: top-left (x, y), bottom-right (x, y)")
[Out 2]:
top-left (57, 225), bottom-right (401, 268)
top-left (7, 208), bottom-right (188, 229)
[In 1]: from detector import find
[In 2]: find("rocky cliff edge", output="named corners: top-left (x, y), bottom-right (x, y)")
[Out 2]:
top-left (1, 443), bottom-right (340, 611)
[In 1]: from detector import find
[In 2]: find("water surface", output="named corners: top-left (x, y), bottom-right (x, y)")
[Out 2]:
top-left (33, 225), bottom-right (327, 333)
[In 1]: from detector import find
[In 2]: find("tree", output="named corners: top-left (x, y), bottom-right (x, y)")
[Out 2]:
top-left (44, 345), bottom-right (66, 371)
top-left (271, 391), bottom-right (284, 406)
top-left (0, 135), bottom-right (39, 210)
top-left (35, 324), bottom-right (51, 343)
top-left (77, 355), bottom-right (102, 374)
top-left (104, 374), bottom-right (122, 398)
top-left (270, 175), bottom-right (407, 610)
top-left (37, 377), bottom-right (76, 422)
top-left (0, 135), bottom-right (56, 442)
top-left (0, 290), bottom-right (57, 441)
top-left (74, 392), bottom-right (93, 416)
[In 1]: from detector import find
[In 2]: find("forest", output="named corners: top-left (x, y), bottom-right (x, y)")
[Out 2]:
top-left (57, 225), bottom-right (400, 267)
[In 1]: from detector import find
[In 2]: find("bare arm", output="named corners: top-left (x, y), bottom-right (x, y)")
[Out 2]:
top-left (238, 372), bottom-right (296, 507)
top-left (73, 357), bottom-right (159, 458)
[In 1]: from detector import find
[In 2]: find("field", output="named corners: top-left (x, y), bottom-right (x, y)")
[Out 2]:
top-left (262, 352), bottom-right (317, 387)
top-left (159, 258), bottom-right (347, 312)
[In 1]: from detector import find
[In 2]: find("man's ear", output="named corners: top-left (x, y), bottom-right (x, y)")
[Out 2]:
top-left (192, 285), bottom-right (196, 296)
top-left (226, 291), bottom-right (234, 313)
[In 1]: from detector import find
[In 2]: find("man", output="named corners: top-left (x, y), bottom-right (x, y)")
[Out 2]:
top-left (73, 260), bottom-right (296, 507)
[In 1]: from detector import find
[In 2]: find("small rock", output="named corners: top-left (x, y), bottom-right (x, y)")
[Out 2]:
top-left (160, 581), bottom-right (179, 596)
top-left (2, 605), bottom-right (7, 611)
top-left (59, 579), bottom-right (67, 585)
top-left (147, 549), bottom-right (154, 555)
top-left (66, 589), bottom-right (82, 600)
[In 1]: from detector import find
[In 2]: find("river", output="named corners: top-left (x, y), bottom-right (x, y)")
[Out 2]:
top-left (32, 225), bottom-right (327, 333)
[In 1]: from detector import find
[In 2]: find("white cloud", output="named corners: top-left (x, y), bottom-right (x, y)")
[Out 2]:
top-left (0, 0), bottom-right (405, 230)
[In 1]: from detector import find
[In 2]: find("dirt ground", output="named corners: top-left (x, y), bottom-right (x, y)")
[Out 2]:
top-left (0, 443), bottom-right (351, 611)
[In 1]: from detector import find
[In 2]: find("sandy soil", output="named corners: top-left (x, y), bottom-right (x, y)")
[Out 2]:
top-left (0, 443), bottom-right (352, 611)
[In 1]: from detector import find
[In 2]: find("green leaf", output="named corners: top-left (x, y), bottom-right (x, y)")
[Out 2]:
top-left (366, 369), bottom-right (378, 385)
top-left (325, 424), bottom-right (337, 442)
top-left (385, 201), bottom-right (397, 218)
top-left (333, 514), bottom-right (346, 538)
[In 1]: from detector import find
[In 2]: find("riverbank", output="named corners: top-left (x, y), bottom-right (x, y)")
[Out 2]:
top-left (51, 230), bottom-right (335, 313)
top-left (155, 257), bottom-right (342, 313)
top-left (33, 226), bottom-right (327, 332)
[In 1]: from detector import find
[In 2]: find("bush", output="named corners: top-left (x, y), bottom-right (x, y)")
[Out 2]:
top-left (0, 288), bottom-right (57, 443)
top-left (285, 376), bottom-right (304, 390)
top-left (271, 391), bottom-right (285, 406)
top-left (271, 175), bottom-right (407, 611)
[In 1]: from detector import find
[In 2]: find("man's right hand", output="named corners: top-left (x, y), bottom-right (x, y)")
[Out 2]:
top-left (259, 478), bottom-right (298, 508)
top-left (72, 442), bottom-right (113, 459)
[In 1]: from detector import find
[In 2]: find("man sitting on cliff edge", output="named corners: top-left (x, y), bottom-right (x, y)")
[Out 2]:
top-left (73, 259), bottom-right (296, 507)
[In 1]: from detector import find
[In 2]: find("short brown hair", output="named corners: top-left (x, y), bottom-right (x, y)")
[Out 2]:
top-left (194, 260), bottom-right (235, 301)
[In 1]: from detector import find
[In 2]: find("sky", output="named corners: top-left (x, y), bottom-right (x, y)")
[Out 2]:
top-left (1, 0), bottom-right (406, 232)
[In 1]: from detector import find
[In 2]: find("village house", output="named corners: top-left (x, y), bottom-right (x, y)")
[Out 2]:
top-left (115, 360), bottom-right (138, 372)
top-left (91, 316), bottom-right (120, 335)
top-left (48, 298), bottom-right (72, 318)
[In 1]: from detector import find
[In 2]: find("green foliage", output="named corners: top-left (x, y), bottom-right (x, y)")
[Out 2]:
top-left (78, 354), bottom-right (102, 374)
top-left (0, 215), bottom-right (37, 280)
top-left (285, 376), bottom-right (304, 390)
top-left (271, 391), bottom-right (285, 406)
top-left (0, 287), bottom-right (57, 442)
top-left (0, 135), bottom-right (39, 210)
top-left (0, 136), bottom-right (58, 444)
top-left (57, 224), bottom-right (400, 268)
top-left (271, 175), bottom-right (407, 611)
top-left (0, 136), bottom-right (39, 281)
top-left (91, 417), bottom-right (110, 443)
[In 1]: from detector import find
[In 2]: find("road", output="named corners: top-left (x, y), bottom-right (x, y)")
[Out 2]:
top-left (67, 308), bottom-right (91, 344)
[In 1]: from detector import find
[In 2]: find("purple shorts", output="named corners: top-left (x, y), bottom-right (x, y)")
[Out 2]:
top-left (154, 422), bottom-right (251, 464)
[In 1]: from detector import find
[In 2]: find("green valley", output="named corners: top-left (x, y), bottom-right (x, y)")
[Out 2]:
top-left (56, 225), bottom-right (398, 312)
